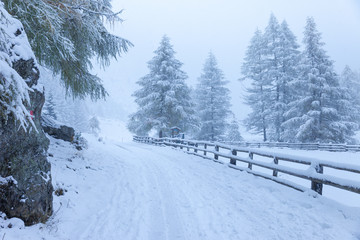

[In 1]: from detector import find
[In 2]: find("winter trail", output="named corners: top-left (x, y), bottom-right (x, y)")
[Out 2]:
top-left (2, 136), bottom-right (359, 240)
top-left (76, 139), bottom-right (359, 240)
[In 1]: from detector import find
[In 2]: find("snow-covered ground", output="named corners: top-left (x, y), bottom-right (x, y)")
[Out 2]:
top-left (229, 146), bottom-right (360, 208)
top-left (1, 131), bottom-right (360, 240)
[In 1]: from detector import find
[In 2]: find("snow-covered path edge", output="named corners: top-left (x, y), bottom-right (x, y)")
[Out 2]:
top-left (1, 134), bottom-right (360, 240)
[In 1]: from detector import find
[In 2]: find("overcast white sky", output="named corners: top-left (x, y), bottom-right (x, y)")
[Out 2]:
top-left (94, 0), bottom-right (360, 127)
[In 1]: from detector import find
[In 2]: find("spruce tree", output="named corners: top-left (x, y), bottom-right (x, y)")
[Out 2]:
top-left (195, 52), bottom-right (231, 141)
top-left (340, 66), bottom-right (360, 130)
top-left (242, 29), bottom-right (271, 141)
top-left (128, 35), bottom-right (196, 136)
top-left (3, 0), bottom-right (132, 100)
top-left (260, 15), bottom-right (301, 141)
top-left (274, 20), bottom-right (300, 141)
top-left (262, 14), bottom-right (282, 141)
top-left (44, 92), bottom-right (57, 120)
top-left (226, 116), bottom-right (243, 142)
top-left (283, 17), bottom-right (357, 143)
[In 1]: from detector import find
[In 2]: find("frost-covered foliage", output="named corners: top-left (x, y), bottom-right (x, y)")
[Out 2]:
top-left (128, 35), bottom-right (197, 136)
top-left (242, 29), bottom-right (271, 141)
top-left (265, 16), bottom-right (300, 141)
top-left (40, 68), bottom-right (91, 132)
top-left (195, 52), bottom-right (231, 141)
top-left (226, 117), bottom-right (243, 142)
top-left (340, 66), bottom-right (360, 128)
top-left (3, 0), bottom-right (132, 100)
top-left (242, 15), bottom-right (357, 143)
top-left (43, 92), bottom-right (57, 120)
top-left (0, 3), bottom-right (34, 130)
top-left (283, 17), bottom-right (357, 143)
top-left (242, 15), bottom-right (300, 142)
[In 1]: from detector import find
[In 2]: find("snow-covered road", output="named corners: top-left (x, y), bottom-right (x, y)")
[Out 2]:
top-left (1, 135), bottom-right (360, 239)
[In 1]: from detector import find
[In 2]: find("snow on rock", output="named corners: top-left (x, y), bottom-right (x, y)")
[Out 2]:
top-left (41, 115), bottom-right (75, 142)
top-left (0, 3), bottom-right (53, 226)
top-left (0, 2), bottom-right (37, 129)
top-left (1, 133), bottom-right (359, 239)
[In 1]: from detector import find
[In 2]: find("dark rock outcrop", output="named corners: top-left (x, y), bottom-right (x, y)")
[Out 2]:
top-left (0, 17), bottom-right (53, 225)
top-left (42, 115), bottom-right (75, 142)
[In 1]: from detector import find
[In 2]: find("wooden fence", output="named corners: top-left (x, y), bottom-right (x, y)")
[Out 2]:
top-left (221, 141), bottom-right (360, 152)
top-left (134, 136), bottom-right (360, 196)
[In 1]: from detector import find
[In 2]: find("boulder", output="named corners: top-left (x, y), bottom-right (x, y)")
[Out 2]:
top-left (0, 6), bottom-right (53, 226)
top-left (41, 115), bottom-right (75, 142)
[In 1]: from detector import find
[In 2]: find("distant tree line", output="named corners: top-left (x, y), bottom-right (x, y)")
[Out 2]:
top-left (129, 15), bottom-right (360, 144)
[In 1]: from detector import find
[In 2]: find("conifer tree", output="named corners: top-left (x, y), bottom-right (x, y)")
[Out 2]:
top-left (44, 92), bottom-right (57, 120)
top-left (272, 20), bottom-right (300, 141)
top-left (283, 17), bottom-right (357, 143)
top-left (340, 66), bottom-right (360, 129)
top-left (128, 35), bottom-right (196, 136)
top-left (226, 116), bottom-right (243, 142)
top-left (262, 14), bottom-right (282, 141)
top-left (259, 15), bottom-right (301, 141)
top-left (3, 0), bottom-right (132, 100)
top-left (195, 53), bottom-right (231, 141)
top-left (242, 29), bottom-right (271, 141)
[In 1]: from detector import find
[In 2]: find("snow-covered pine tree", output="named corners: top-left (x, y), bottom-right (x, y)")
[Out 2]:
top-left (261, 15), bottom-right (301, 142)
top-left (262, 14), bottom-right (282, 141)
top-left (44, 92), bottom-right (57, 120)
top-left (242, 29), bottom-right (272, 142)
top-left (272, 20), bottom-right (301, 141)
top-left (340, 65), bottom-right (360, 130)
top-left (283, 17), bottom-right (357, 143)
top-left (226, 116), bottom-right (243, 142)
top-left (194, 52), bottom-right (231, 141)
top-left (3, 0), bottom-right (132, 100)
top-left (128, 35), bottom-right (196, 136)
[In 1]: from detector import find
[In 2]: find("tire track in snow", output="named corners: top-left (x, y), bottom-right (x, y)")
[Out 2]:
top-left (77, 148), bottom-right (146, 240)
top-left (141, 156), bottom-right (187, 240)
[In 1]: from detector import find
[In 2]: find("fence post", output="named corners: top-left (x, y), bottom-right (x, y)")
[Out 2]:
top-left (214, 145), bottom-right (219, 160)
top-left (187, 141), bottom-right (190, 151)
top-left (273, 157), bottom-right (278, 177)
top-left (195, 143), bottom-right (198, 153)
top-left (230, 149), bottom-right (237, 165)
top-left (248, 152), bottom-right (253, 170)
top-left (311, 164), bottom-right (323, 195)
top-left (180, 139), bottom-right (183, 149)
top-left (204, 144), bottom-right (207, 156)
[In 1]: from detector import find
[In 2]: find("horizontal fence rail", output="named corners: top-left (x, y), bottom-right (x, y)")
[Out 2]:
top-left (221, 141), bottom-right (360, 152)
top-left (133, 136), bottom-right (360, 196)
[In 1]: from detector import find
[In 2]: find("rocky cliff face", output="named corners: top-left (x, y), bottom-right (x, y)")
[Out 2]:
top-left (0, 5), bottom-right (53, 226)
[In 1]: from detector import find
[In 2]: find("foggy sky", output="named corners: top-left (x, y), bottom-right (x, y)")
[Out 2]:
top-left (95, 0), bottom-right (360, 125)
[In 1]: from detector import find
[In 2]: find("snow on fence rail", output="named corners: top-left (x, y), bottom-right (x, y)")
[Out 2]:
top-left (133, 136), bottom-right (360, 196)
top-left (221, 141), bottom-right (360, 152)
